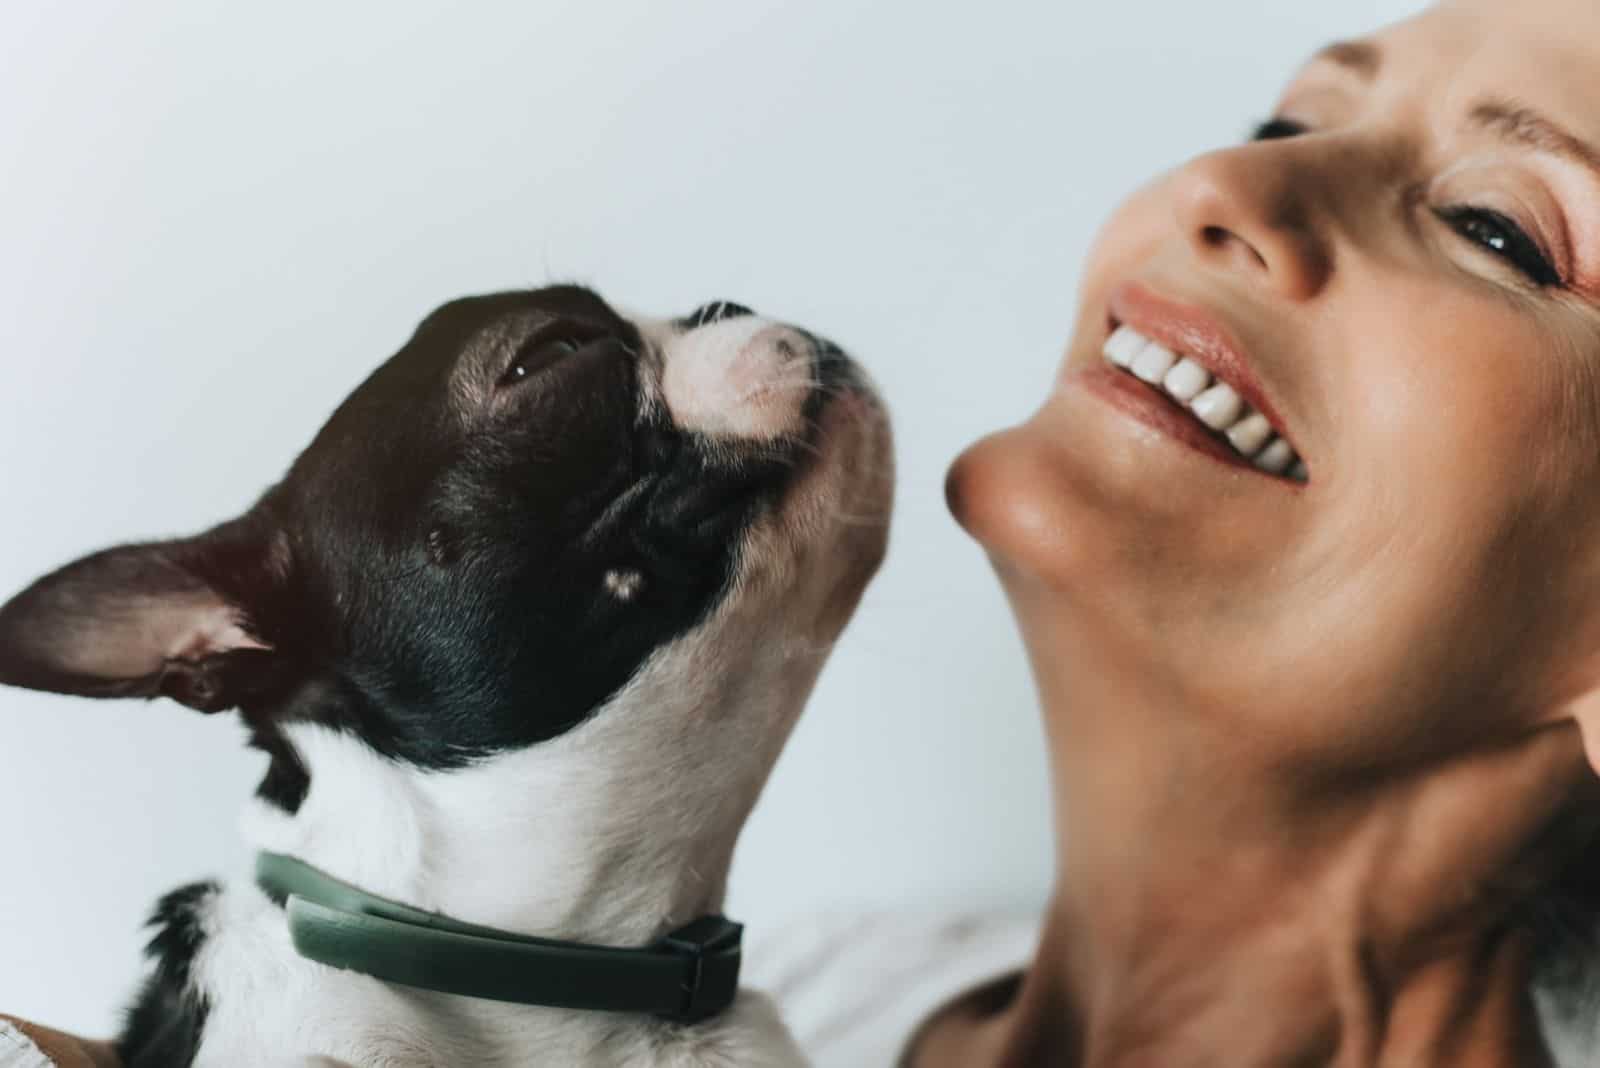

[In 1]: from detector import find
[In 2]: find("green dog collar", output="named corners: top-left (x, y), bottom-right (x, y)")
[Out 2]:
top-left (254, 851), bottom-right (743, 1024)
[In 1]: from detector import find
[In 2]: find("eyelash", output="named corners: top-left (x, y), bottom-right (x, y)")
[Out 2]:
top-left (1246, 117), bottom-right (1566, 289)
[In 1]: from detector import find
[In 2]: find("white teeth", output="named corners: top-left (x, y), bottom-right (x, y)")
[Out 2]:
top-left (1103, 324), bottom-right (1306, 480)
top-left (1254, 438), bottom-right (1296, 475)
top-left (1225, 411), bottom-right (1273, 456)
top-left (1190, 382), bottom-right (1245, 431)
top-left (1103, 325), bottom-right (1145, 369)
top-left (1162, 358), bottom-right (1211, 402)
top-left (1130, 341), bottom-right (1178, 384)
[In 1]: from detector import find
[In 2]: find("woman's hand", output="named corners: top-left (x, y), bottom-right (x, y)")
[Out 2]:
top-left (0, 1016), bottom-right (119, 1068)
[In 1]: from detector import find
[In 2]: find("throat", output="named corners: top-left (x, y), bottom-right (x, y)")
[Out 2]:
top-left (243, 722), bottom-right (740, 946)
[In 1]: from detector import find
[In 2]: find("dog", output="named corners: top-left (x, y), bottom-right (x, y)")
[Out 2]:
top-left (0, 286), bottom-right (893, 1067)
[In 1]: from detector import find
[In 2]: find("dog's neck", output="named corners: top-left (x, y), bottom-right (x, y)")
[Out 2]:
top-left (243, 621), bottom-right (827, 948)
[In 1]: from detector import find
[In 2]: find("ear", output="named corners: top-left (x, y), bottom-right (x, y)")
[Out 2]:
top-left (0, 517), bottom-right (290, 713)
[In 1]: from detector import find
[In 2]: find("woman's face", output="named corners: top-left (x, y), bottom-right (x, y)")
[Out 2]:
top-left (949, 0), bottom-right (1600, 775)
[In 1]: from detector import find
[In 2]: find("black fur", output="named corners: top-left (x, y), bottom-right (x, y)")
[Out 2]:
top-left (117, 882), bottom-right (217, 1068)
top-left (676, 300), bottom-right (754, 330)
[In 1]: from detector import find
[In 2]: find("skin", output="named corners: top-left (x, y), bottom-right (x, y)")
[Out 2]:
top-left (926, 0), bottom-right (1600, 1065)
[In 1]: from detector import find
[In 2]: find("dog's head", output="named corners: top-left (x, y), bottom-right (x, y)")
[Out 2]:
top-left (0, 286), bottom-right (892, 823)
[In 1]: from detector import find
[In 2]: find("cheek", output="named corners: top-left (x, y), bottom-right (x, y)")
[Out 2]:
top-left (1341, 283), bottom-right (1574, 536)
top-left (1287, 287), bottom-right (1600, 727)
top-left (1070, 179), bottom-right (1176, 341)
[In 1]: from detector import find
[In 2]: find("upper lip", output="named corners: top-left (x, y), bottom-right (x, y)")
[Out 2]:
top-left (1106, 280), bottom-right (1301, 460)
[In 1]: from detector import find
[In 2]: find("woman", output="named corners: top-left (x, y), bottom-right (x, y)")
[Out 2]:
top-left (9, 0), bottom-right (1600, 1065)
top-left (758, 0), bottom-right (1600, 1065)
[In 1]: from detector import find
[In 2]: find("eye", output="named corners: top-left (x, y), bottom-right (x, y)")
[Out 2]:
top-left (1434, 206), bottom-right (1564, 288)
top-left (1245, 117), bottom-right (1566, 290)
top-left (602, 568), bottom-right (644, 604)
top-left (498, 337), bottom-right (583, 388)
top-left (1249, 117), bottom-right (1310, 142)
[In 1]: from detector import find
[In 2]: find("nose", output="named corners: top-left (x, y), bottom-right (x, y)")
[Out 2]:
top-left (682, 301), bottom-right (755, 329)
top-left (661, 319), bottom-right (815, 441)
top-left (1171, 146), bottom-right (1333, 302)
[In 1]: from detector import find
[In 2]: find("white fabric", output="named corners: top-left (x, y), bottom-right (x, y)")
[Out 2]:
top-left (1531, 934), bottom-right (1600, 1068)
top-left (743, 911), bottom-right (1039, 1067)
top-left (0, 1024), bottom-right (54, 1068)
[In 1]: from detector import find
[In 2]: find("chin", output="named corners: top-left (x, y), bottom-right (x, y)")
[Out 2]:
top-left (945, 431), bottom-right (1007, 540)
top-left (946, 422), bottom-right (1089, 587)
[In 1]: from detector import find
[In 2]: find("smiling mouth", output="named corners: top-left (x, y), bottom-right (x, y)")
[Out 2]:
top-left (1101, 321), bottom-right (1308, 485)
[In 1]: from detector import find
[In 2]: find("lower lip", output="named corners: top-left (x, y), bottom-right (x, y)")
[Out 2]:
top-left (1068, 363), bottom-right (1270, 475)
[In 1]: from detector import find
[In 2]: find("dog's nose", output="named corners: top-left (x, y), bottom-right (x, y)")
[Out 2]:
top-left (682, 301), bottom-right (755, 329)
top-left (661, 316), bottom-right (817, 441)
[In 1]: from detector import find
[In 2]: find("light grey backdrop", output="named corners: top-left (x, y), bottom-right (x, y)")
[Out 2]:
top-left (0, 0), bottom-right (1427, 1035)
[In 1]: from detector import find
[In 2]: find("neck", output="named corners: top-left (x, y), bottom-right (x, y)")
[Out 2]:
top-left (244, 580), bottom-right (836, 953)
top-left (924, 576), bottom-right (1597, 1068)
top-left (990, 895), bottom-right (1553, 1068)
top-left (245, 708), bottom-right (764, 948)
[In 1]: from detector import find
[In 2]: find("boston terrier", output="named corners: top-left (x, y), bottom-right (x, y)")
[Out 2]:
top-left (0, 286), bottom-right (893, 1067)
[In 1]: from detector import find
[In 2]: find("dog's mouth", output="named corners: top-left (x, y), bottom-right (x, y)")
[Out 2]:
top-left (648, 398), bottom-right (858, 539)
top-left (797, 330), bottom-right (874, 417)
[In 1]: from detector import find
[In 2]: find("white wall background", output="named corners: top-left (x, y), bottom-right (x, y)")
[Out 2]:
top-left (0, 0), bottom-right (1427, 1036)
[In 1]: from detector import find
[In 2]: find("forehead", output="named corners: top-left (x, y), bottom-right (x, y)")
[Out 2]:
top-left (1301, 2), bottom-right (1600, 121)
top-left (285, 284), bottom-right (637, 519)
top-left (416, 285), bottom-right (622, 354)
top-left (402, 285), bottom-right (634, 407)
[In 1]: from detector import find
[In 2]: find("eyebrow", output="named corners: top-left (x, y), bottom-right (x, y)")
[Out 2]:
top-left (1306, 42), bottom-right (1600, 181)
top-left (1469, 98), bottom-right (1600, 176)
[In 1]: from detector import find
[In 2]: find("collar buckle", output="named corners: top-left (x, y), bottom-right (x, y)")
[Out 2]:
top-left (655, 916), bottom-right (745, 1024)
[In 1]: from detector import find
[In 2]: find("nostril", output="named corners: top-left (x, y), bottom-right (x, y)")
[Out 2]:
top-left (1200, 224), bottom-right (1269, 272)
top-left (681, 301), bottom-right (755, 329)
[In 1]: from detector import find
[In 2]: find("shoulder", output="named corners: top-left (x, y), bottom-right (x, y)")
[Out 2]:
top-left (743, 910), bottom-right (1040, 1067)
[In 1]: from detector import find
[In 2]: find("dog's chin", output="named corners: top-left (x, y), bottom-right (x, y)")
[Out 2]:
top-left (782, 379), bottom-right (891, 524)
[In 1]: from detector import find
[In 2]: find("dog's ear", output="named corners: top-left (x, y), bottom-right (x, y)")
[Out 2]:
top-left (0, 516), bottom-right (291, 713)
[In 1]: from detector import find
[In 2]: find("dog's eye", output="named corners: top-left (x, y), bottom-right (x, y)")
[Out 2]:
top-left (603, 568), bottom-right (645, 604)
top-left (498, 337), bottom-right (582, 388)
